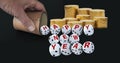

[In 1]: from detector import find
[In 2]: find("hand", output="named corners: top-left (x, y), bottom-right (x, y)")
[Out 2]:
top-left (0, 0), bottom-right (46, 31)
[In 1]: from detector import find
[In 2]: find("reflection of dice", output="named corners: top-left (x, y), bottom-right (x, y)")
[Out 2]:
top-left (83, 24), bottom-right (94, 36)
top-left (60, 34), bottom-right (69, 44)
top-left (71, 42), bottom-right (83, 55)
top-left (50, 24), bottom-right (60, 34)
top-left (49, 43), bottom-right (61, 57)
top-left (62, 24), bottom-right (71, 34)
top-left (61, 42), bottom-right (72, 56)
top-left (40, 25), bottom-right (50, 35)
top-left (48, 34), bottom-right (59, 44)
top-left (72, 24), bottom-right (83, 36)
top-left (69, 34), bottom-right (80, 44)
top-left (82, 41), bottom-right (95, 54)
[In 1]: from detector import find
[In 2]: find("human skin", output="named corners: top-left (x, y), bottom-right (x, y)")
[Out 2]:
top-left (0, 0), bottom-right (46, 31)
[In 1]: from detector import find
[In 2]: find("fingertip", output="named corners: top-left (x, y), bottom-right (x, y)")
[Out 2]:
top-left (17, 11), bottom-right (36, 32)
top-left (28, 25), bottom-right (35, 32)
top-left (25, 19), bottom-right (36, 32)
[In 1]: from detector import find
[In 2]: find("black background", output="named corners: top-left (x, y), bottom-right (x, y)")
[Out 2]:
top-left (0, 0), bottom-right (118, 62)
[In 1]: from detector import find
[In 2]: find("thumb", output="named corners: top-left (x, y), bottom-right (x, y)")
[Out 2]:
top-left (15, 8), bottom-right (35, 32)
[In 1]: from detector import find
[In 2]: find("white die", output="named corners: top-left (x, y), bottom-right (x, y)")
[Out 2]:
top-left (69, 34), bottom-right (80, 44)
top-left (50, 24), bottom-right (60, 35)
top-left (62, 24), bottom-right (71, 34)
top-left (61, 42), bottom-right (72, 56)
top-left (48, 34), bottom-right (59, 44)
top-left (82, 41), bottom-right (95, 54)
top-left (40, 25), bottom-right (50, 35)
top-left (60, 34), bottom-right (69, 44)
top-left (71, 42), bottom-right (83, 55)
top-left (49, 43), bottom-right (61, 57)
top-left (72, 24), bottom-right (83, 36)
top-left (83, 24), bottom-right (94, 36)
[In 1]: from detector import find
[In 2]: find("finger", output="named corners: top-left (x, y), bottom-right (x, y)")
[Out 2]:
top-left (15, 7), bottom-right (35, 32)
top-left (34, 1), bottom-right (46, 12)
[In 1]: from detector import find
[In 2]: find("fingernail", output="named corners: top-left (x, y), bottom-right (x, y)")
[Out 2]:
top-left (28, 26), bottom-right (35, 32)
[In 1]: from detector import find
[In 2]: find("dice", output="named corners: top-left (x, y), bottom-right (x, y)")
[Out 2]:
top-left (62, 24), bottom-right (71, 34)
top-left (83, 24), bottom-right (94, 36)
top-left (72, 24), bottom-right (83, 36)
top-left (61, 42), bottom-right (72, 56)
top-left (40, 25), bottom-right (50, 35)
top-left (50, 24), bottom-right (61, 34)
top-left (48, 34), bottom-right (59, 44)
top-left (82, 41), bottom-right (95, 54)
top-left (49, 43), bottom-right (61, 57)
top-left (71, 42), bottom-right (83, 55)
top-left (60, 34), bottom-right (69, 44)
top-left (47, 24), bottom-right (95, 57)
top-left (69, 34), bottom-right (80, 44)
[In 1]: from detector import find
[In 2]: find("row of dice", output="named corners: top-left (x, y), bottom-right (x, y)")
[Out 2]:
top-left (40, 24), bottom-right (94, 36)
top-left (49, 34), bottom-right (80, 44)
top-left (49, 41), bottom-right (95, 57)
